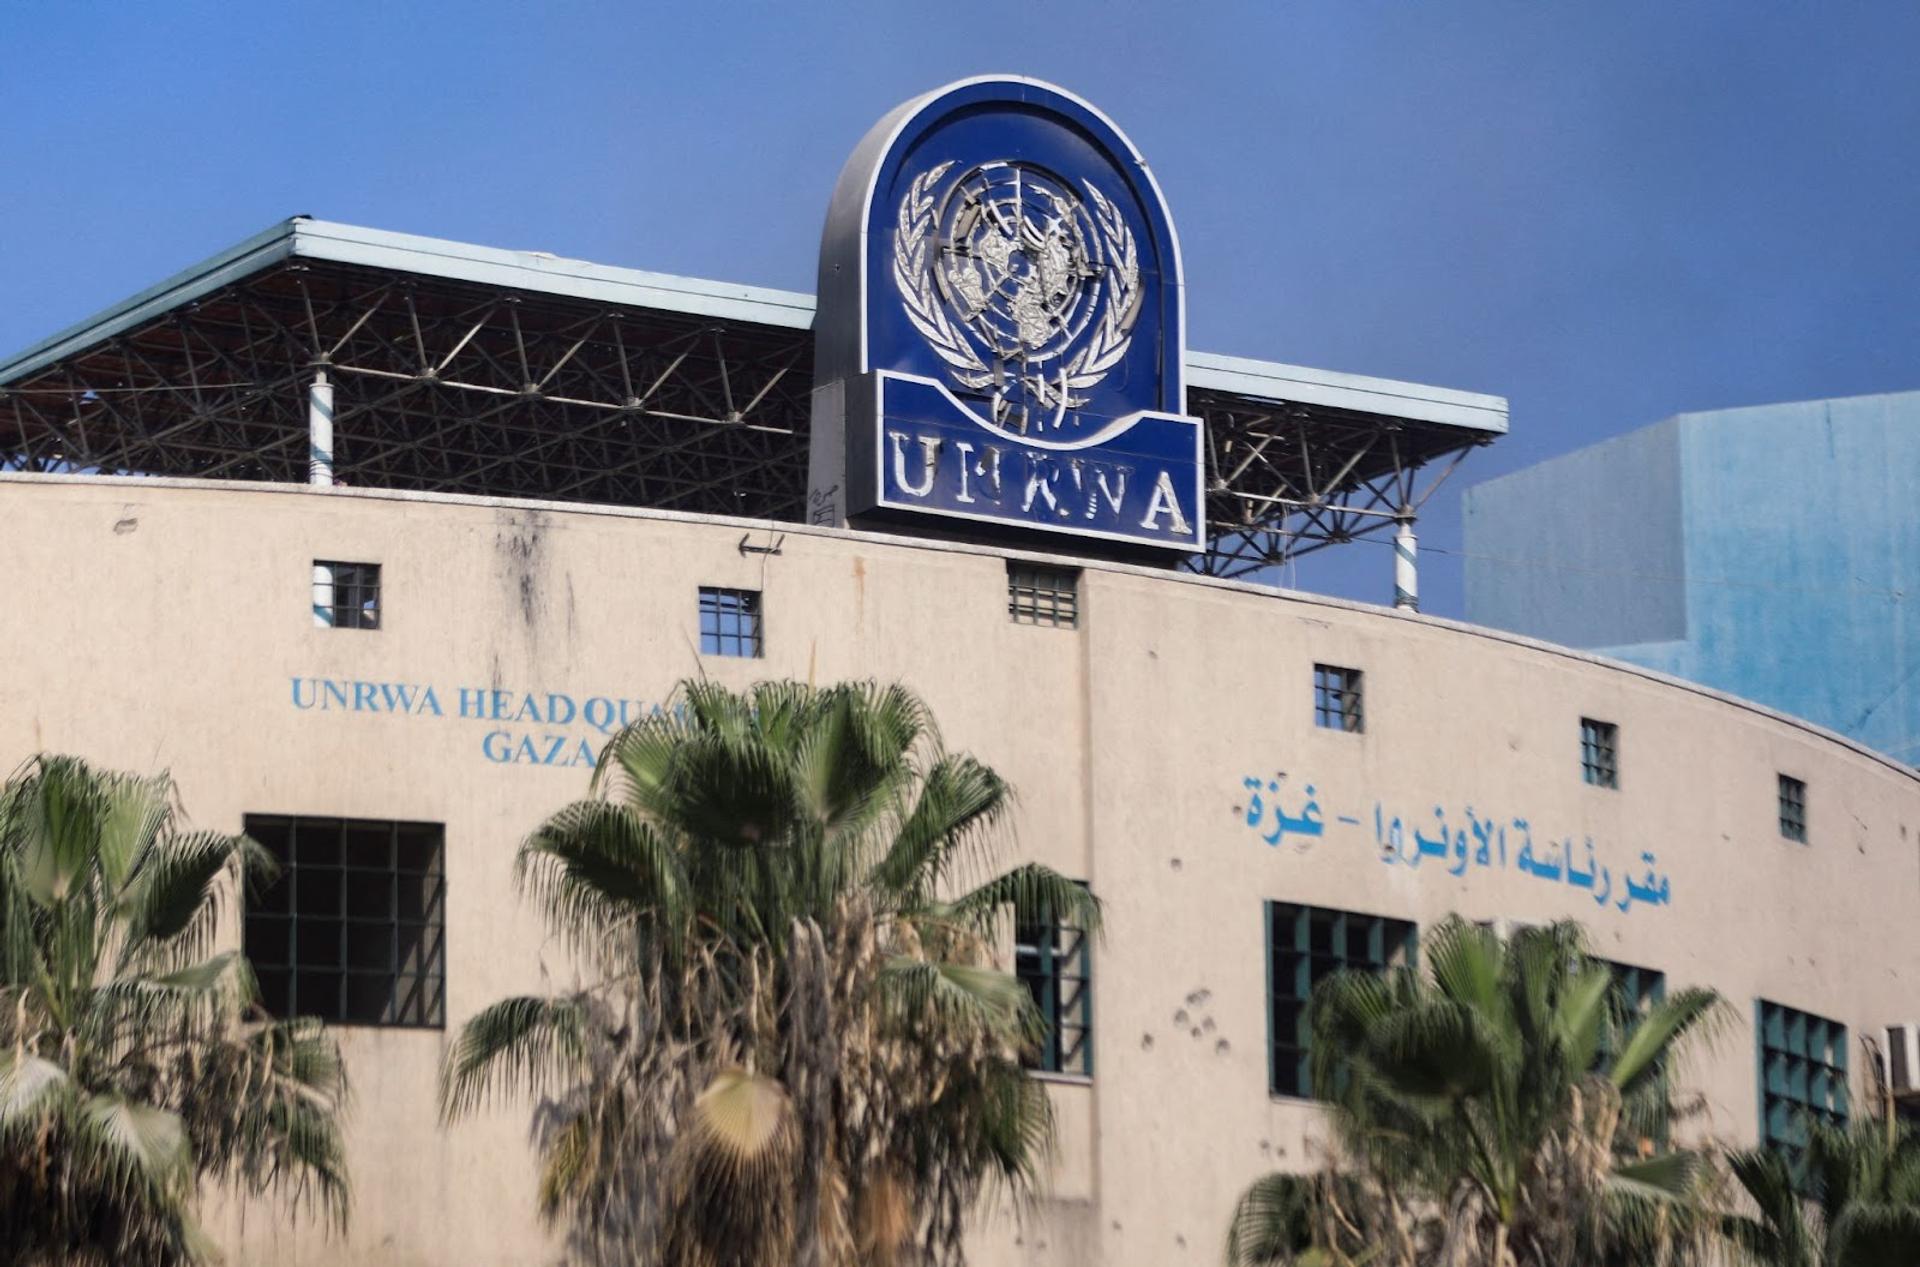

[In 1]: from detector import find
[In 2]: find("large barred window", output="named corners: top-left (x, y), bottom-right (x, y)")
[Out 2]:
top-left (244, 816), bottom-right (446, 1027)
top-left (1015, 901), bottom-right (1092, 1076)
top-left (1758, 999), bottom-right (1848, 1184)
top-left (1267, 902), bottom-right (1414, 1098)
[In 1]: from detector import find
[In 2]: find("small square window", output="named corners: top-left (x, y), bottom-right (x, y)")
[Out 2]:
top-left (1581, 718), bottom-right (1619, 789)
top-left (699, 587), bottom-right (763, 658)
top-left (1313, 664), bottom-right (1363, 733)
top-left (313, 561), bottom-right (379, 630)
top-left (1778, 774), bottom-right (1808, 843)
top-left (244, 815), bottom-right (445, 1028)
top-left (1015, 894), bottom-right (1093, 1077)
top-left (1008, 562), bottom-right (1080, 628)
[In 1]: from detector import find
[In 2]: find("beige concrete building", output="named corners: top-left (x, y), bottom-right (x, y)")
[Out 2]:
top-left (3, 77), bottom-right (1911, 1260)
top-left (3, 470), bottom-right (1916, 1265)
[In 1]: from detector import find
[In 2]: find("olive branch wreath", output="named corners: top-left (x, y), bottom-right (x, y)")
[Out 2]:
top-left (893, 161), bottom-right (993, 391)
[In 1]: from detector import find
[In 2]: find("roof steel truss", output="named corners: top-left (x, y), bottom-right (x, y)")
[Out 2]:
top-left (0, 258), bottom-right (1491, 576)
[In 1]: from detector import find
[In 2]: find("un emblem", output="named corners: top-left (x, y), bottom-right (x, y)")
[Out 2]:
top-left (894, 159), bottom-right (1142, 440)
top-left (811, 77), bottom-right (1204, 552)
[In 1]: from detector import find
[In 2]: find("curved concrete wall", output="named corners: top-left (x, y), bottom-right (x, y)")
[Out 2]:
top-left (3, 474), bottom-right (1915, 1266)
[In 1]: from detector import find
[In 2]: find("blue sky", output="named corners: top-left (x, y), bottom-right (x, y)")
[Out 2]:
top-left (4, 2), bottom-right (1916, 614)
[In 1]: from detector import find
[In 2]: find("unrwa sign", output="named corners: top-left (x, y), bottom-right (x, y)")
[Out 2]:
top-left (287, 676), bottom-right (677, 770)
top-left (808, 77), bottom-right (1204, 555)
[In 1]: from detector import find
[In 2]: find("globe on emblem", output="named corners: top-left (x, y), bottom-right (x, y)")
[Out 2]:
top-left (930, 163), bottom-right (1112, 435)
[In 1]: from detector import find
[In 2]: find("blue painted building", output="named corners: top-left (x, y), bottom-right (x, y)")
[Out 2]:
top-left (1464, 390), bottom-right (1920, 763)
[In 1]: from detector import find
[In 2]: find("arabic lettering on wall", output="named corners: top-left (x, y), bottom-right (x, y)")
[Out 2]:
top-left (1236, 774), bottom-right (1673, 914)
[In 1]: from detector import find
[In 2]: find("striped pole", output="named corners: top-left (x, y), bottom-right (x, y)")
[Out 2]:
top-left (310, 370), bottom-right (335, 626)
top-left (308, 370), bottom-right (334, 487)
top-left (1393, 522), bottom-right (1418, 612)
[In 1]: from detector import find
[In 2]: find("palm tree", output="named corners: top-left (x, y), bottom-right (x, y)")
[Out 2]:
top-left (0, 754), bottom-right (349, 1265)
top-left (1227, 917), bottom-right (1723, 1267)
top-left (1723, 1114), bottom-right (1920, 1265)
top-left (440, 679), bottom-right (1097, 1267)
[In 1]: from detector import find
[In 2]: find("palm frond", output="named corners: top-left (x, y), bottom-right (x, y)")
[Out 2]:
top-left (937, 861), bottom-right (1100, 938)
top-left (77, 1092), bottom-right (191, 1200)
top-left (439, 994), bottom-right (592, 1121)
top-left (10, 753), bottom-right (113, 905)
top-left (1609, 986), bottom-right (1723, 1094)
top-left (960, 1059), bottom-right (1054, 1187)
top-left (1827, 1200), bottom-right (1920, 1267)
top-left (878, 955), bottom-right (1039, 1045)
top-left (664, 1068), bottom-right (799, 1267)
top-left (117, 829), bottom-right (261, 962)
top-left (871, 752), bottom-right (1010, 900)
top-left (1225, 1170), bottom-right (1320, 1266)
top-left (1722, 1145), bottom-right (1810, 1267)
top-left (1608, 1149), bottom-right (1701, 1201)
top-left (0, 1050), bottom-right (73, 1131)
top-left (515, 800), bottom-right (686, 957)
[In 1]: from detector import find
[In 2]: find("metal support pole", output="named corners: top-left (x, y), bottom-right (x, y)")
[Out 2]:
top-left (308, 370), bottom-right (334, 487)
top-left (1393, 520), bottom-right (1418, 612)
top-left (309, 370), bottom-right (334, 625)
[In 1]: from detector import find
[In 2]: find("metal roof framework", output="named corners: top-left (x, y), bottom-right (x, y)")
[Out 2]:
top-left (0, 220), bottom-right (1506, 578)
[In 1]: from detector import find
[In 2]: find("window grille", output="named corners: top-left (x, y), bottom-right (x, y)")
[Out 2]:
top-left (698, 586), bottom-right (763, 658)
top-left (312, 560), bottom-right (380, 630)
top-left (1603, 959), bottom-right (1666, 1016)
top-left (1007, 561), bottom-right (1080, 628)
top-left (1596, 958), bottom-right (1666, 1065)
top-left (1597, 959), bottom-right (1672, 1145)
top-left (244, 816), bottom-right (446, 1028)
top-left (1313, 664), bottom-right (1364, 733)
top-left (1581, 718), bottom-right (1619, 788)
top-left (1778, 774), bottom-right (1808, 842)
top-left (1757, 999), bottom-right (1848, 1186)
top-left (1015, 902), bottom-right (1093, 1076)
top-left (1267, 902), bottom-right (1414, 1098)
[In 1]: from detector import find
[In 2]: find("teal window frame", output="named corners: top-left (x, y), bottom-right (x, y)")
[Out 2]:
top-left (1602, 959), bottom-right (1666, 1016)
top-left (1598, 959), bottom-right (1668, 1143)
top-left (1778, 774), bottom-right (1808, 843)
top-left (1313, 664), bottom-right (1364, 733)
top-left (1580, 717), bottom-right (1619, 788)
top-left (1266, 901), bottom-right (1415, 1098)
top-left (1757, 998), bottom-right (1848, 1187)
top-left (1015, 901), bottom-right (1092, 1076)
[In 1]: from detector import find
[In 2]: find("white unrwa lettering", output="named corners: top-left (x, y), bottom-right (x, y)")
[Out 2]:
top-left (888, 431), bottom-right (940, 497)
top-left (1022, 460), bottom-right (1063, 516)
top-left (1138, 469), bottom-right (1192, 536)
top-left (953, 440), bottom-right (978, 503)
top-left (1093, 464), bottom-right (1128, 518)
top-left (977, 444), bottom-right (1006, 501)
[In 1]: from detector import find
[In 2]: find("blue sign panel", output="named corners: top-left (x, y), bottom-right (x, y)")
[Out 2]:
top-left (810, 78), bottom-right (1204, 553)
